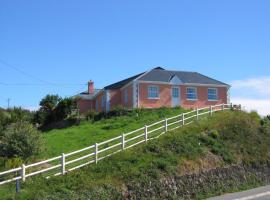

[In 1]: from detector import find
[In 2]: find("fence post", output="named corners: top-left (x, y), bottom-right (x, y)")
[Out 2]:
top-left (164, 118), bottom-right (168, 132)
top-left (182, 113), bottom-right (185, 126)
top-left (16, 179), bottom-right (20, 193)
top-left (230, 103), bottom-right (233, 110)
top-left (122, 133), bottom-right (125, 150)
top-left (95, 143), bottom-right (98, 164)
top-left (144, 125), bottom-right (148, 142)
top-left (239, 104), bottom-right (242, 111)
top-left (222, 103), bottom-right (224, 111)
top-left (210, 106), bottom-right (213, 116)
top-left (61, 153), bottom-right (65, 175)
top-left (196, 108), bottom-right (199, 120)
top-left (21, 164), bottom-right (25, 182)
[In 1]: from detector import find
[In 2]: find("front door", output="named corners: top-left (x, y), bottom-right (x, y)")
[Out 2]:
top-left (172, 87), bottom-right (180, 107)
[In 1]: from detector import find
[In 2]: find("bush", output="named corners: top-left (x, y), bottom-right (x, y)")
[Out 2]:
top-left (54, 98), bottom-right (77, 121)
top-left (107, 106), bottom-right (130, 117)
top-left (85, 110), bottom-right (97, 121)
top-left (5, 157), bottom-right (23, 168)
top-left (0, 122), bottom-right (43, 159)
top-left (36, 94), bottom-right (61, 125)
top-left (35, 95), bottom-right (77, 127)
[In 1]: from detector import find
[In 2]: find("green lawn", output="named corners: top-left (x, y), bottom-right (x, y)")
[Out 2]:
top-left (40, 107), bottom-right (186, 158)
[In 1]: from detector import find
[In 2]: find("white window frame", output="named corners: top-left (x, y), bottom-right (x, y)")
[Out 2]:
top-left (208, 88), bottom-right (218, 101)
top-left (148, 85), bottom-right (160, 99)
top-left (186, 87), bottom-right (197, 101)
top-left (124, 88), bottom-right (128, 104)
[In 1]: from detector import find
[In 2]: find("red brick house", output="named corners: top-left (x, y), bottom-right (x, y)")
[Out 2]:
top-left (75, 67), bottom-right (230, 114)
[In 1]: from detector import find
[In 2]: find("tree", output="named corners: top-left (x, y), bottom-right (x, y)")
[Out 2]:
top-left (38, 94), bottom-right (61, 125)
top-left (54, 97), bottom-right (77, 121)
top-left (0, 122), bottom-right (43, 159)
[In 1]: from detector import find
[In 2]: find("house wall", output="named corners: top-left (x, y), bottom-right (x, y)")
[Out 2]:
top-left (138, 82), bottom-right (228, 109)
top-left (121, 84), bottom-right (133, 108)
top-left (180, 85), bottom-right (228, 109)
top-left (77, 83), bottom-right (228, 114)
top-left (138, 83), bottom-right (172, 108)
top-left (77, 99), bottom-right (94, 114)
top-left (109, 89), bottom-right (122, 110)
top-left (95, 91), bottom-right (105, 112)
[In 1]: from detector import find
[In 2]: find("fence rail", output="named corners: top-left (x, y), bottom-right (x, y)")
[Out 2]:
top-left (0, 103), bottom-right (240, 186)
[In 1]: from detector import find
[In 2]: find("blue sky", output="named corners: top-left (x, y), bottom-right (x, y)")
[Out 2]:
top-left (0, 0), bottom-right (270, 114)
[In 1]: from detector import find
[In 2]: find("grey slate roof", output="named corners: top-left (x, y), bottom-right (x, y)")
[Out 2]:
top-left (104, 72), bottom-right (145, 89)
top-left (138, 67), bottom-right (229, 86)
top-left (75, 89), bottom-right (102, 100)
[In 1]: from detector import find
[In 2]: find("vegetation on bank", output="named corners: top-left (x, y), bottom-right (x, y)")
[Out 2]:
top-left (1, 110), bottom-right (270, 200)
top-left (0, 95), bottom-right (186, 170)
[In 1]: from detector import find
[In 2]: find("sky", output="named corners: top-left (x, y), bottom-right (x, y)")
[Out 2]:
top-left (0, 0), bottom-right (270, 115)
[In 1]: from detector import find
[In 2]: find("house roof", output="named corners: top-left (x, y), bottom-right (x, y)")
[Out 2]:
top-left (74, 89), bottom-right (102, 100)
top-left (138, 67), bottom-right (229, 86)
top-left (104, 72), bottom-right (145, 89)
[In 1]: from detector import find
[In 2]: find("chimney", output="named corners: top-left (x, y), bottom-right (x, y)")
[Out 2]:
top-left (88, 80), bottom-right (94, 94)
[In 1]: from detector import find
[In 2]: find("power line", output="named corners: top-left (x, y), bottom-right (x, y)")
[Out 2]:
top-left (0, 82), bottom-right (86, 86)
top-left (0, 58), bottom-right (87, 86)
top-left (0, 58), bottom-right (52, 84)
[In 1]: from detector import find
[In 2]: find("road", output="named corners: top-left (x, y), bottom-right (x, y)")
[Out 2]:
top-left (208, 185), bottom-right (270, 200)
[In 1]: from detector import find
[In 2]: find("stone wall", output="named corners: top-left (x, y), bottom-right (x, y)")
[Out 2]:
top-left (125, 163), bottom-right (270, 200)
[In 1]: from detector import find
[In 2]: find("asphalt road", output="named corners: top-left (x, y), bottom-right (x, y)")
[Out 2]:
top-left (208, 185), bottom-right (270, 200)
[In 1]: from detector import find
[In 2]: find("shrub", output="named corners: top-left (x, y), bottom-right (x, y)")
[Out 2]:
top-left (85, 110), bottom-right (97, 121)
top-left (0, 122), bottom-right (43, 159)
top-left (107, 106), bottom-right (130, 117)
top-left (54, 98), bottom-right (77, 121)
top-left (9, 107), bottom-right (35, 123)
top-left (5, 157), bottom-right (23, 168)
top-left (36, 94), bottom-right (61, 125)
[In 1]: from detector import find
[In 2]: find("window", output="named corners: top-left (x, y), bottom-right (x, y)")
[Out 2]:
top-left (124, 89), bottom-right (128, 103)
top-left (208, 88), bottom-right (218, 101)
top-left (172, 87), bottom-right (179, 98)
top-left (148, 86), bottom-right (159, 99)
top-left (186, 87), bottom-right (197, 100)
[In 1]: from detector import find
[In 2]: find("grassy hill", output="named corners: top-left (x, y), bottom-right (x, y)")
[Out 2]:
top-left (1, 109), bottom-right (270, 200)
top-left (40, 107), bottom-right (186, 158)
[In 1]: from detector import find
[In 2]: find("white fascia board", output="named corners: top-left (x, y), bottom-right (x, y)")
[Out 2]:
top-left (183, 83), bottom-right (230, 88)
top-left (138, 80), bottom-right (178, 85)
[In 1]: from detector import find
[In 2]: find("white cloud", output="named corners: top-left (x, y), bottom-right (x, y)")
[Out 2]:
top-left (230, 76), bottom-right (270, 116)
top-left (231, 76), bottom-right (270, 97)
top-left (231, 97), bottom-right (270, 116)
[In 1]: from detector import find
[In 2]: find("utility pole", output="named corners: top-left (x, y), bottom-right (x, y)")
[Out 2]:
top-left (7, 98), bottom-right (11, 109)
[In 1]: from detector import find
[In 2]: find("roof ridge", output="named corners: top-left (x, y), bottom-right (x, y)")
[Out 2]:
top-left (163, 69), bottom-right (196, 73)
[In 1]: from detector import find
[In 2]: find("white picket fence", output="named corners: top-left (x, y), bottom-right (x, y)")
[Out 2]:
top-left (0, 103), bottom-right (239, 186)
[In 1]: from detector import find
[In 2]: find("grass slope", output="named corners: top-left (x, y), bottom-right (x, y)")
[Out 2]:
top-left (40, 107), bottom-right (186, 158)
top-left (1, 110), bottom-right (270, 200)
